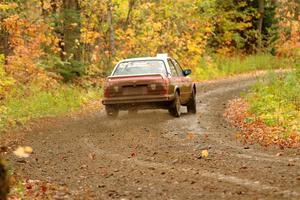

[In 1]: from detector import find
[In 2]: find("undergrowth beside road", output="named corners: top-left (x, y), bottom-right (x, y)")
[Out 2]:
top-left (248, 71), bottom-right (300, 133)
top-left (193, 54), bottom-right (296, 80)
top-left (0, 85), bottom-right (102, 133)
top-left (225, 68), bottom-right (300, 148)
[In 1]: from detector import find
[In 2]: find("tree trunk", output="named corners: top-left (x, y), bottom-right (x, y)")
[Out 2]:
top-left (124, 0), bottom-right (136, 29)
top-left (62, 0), bottom-right (81, 61)
top-left (40, 0), bottom-right (48, 17)
top-left (257, 0), bottom-right (265, 51)
top-left (0, 19), bottom-right (10, 64)
top-left (50, 0), bottom-right (58, 12)
top-left (0, 30), bottom-right (9, 62)
top-left (107, 0), bottom-right (115, 68)
top-left (295, 0), bottom-right (300, 20)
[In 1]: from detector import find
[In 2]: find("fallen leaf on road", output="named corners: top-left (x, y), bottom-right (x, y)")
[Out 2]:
top-left (187, 132), bottom-right (195, 140)
top-left (131, 152), bottom-right (136, 157)
top-left (24, 146), bottom-right (33, 154)
top-left (13, 146), bottom-right (33, 158)
top-left (204, 133), bottom-right (209, 139)
top-left (201, 150), bottom-right (209, 158)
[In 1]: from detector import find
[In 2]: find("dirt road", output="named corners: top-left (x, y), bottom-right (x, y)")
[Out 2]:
top-left (11, 75), bottom-right (300, 199)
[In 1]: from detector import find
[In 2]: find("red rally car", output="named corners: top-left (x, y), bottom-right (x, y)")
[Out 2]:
top-left (102, 54), bottom-right (197, 117)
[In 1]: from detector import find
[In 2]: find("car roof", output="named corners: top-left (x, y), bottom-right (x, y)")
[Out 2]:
top-left (120, 56), bottom-right (170, 63)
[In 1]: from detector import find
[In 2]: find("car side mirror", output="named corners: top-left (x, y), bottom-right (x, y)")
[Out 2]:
top-left (183, 69), bottom-right (192, 76)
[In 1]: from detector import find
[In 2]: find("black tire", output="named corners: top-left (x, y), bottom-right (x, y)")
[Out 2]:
top-left (187, 89), bottom-right (197, 114)
top-left (168, 92), bottom-right (181, 117)
top-left (105, 105), bottom-right (119, 118)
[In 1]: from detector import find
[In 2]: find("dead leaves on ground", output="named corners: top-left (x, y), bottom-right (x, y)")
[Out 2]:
top-left (224, 98), bottom-right (300, 148)
top-left (8, 179), bottom-right (72, 200)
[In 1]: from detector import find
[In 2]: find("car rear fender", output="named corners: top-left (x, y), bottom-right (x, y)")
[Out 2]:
top-left (173, 86), bottom-right (180, 96)
top-left (192, 84), bottom-right (196, 93)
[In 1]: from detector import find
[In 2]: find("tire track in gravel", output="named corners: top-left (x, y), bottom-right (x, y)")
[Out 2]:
top-left (82, 137), bottom-right (300, 198)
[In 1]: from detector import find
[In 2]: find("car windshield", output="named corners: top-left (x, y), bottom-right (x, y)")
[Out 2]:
top-left (113, 60), bottom-right (167, 76)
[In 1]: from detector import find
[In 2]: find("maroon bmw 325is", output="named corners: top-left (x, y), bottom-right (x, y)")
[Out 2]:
top-left (102, 54), bottom-right (197, 117)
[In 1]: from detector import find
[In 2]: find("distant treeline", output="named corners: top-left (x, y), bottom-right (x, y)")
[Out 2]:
top-left (0, 0), bottom-right (299, 82)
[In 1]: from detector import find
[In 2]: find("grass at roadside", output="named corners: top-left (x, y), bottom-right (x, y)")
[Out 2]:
top-left (0, 85), bottom-right (102, 133)
top-left (247, 70), bottom-right (300, 136)
top-left (193, 54), bottom-right (296, 80)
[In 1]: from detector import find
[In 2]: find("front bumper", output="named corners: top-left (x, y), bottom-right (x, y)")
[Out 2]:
top-left (102, 94), bottom-right (174, 105)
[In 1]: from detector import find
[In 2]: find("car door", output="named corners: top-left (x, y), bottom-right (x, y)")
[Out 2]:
top-left (172, 59), bottom-right (192, 104)
top-left (167, 59), bottom-right (182, 100)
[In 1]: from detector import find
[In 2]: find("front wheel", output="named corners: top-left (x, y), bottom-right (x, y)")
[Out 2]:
top-left (168, 92), bottom-right (181, 117)
top-left (187, 90), bottom-right (197, 114)
top-left (105, 105), bottom-right (119, 118)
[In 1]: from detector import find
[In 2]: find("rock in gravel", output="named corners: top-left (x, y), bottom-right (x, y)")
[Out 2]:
top-left (89, 153), bottom-right (96, 160)
top-left (276, 152), bottom-right (283, 156)
top-left (97, 184), bottom-right (105, 188)
top-left (80, 165), bottom-right (88, 169)
top-left (53, 191), bottom-right (70, 200)
top-left (240, 165), bottom-right (248, 170)
top-left (144, 157), bottom-right (155, 161)
top-left (172, 159), bottom-right (179, 164)
top-left (191, 180), bottom-right (196, 184)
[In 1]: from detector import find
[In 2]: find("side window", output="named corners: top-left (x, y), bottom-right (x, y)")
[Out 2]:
top-left (168, 59), bottom-right (178, 77)
top-left (172, 59), bottom-right (184, 77)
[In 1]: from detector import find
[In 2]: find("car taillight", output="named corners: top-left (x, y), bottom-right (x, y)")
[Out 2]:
top-left (104, 81), bottom-right (111, 97)
top-left (104, 88), bottom-right (110, 97)
top-left (161, 86), bottom-right (168, 95)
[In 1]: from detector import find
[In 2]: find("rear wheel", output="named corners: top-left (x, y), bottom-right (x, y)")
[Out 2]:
top-left (168, 92), bottom-right (181, 117)
top-left (187, 90), bottom-right (197, 114)
top-left (105, 105), bottom-right (119, 118)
